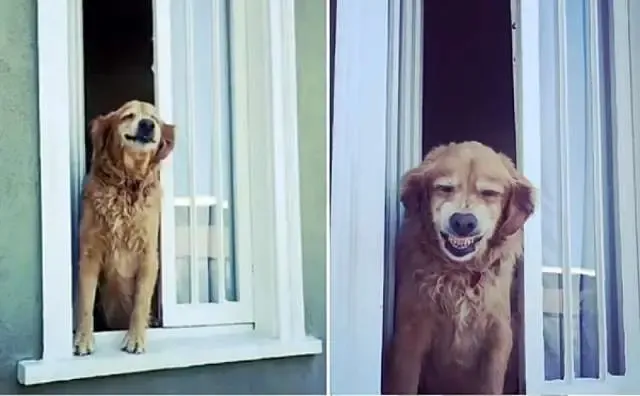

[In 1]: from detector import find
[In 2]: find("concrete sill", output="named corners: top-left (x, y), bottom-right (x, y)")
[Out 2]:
top-left (17, 332), bottom-right (322, 386)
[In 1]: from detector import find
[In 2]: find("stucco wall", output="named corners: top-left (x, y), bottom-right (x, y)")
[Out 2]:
top-left (0, 0), bottom-right (326, 393)
top-left (295, 0), bottom-right (327, 354)
top-left (0, 0), bottom-right (43, 391)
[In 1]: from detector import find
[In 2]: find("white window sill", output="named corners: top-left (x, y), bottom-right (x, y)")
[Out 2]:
top-left (17, 330), bottom-right (323, 386)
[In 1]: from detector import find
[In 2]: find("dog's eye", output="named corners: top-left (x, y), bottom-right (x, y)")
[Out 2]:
top-left (480, 190), bottom-right (500, 198)
top-left (435, 185), bottom-right (455, 194)
top-left (121, 113), bottom-right (135, 121)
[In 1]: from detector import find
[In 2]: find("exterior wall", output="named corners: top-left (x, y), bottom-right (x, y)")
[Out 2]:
top-left (296, 0), bottom-right (327, 351)
top-left (0, 0), bottom-right (326, 393)
top-left (0, 0), bottom-right (43, 391)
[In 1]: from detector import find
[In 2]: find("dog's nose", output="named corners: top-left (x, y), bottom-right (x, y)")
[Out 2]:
top-left (137, 118), bottom-right (155, 138)
top-left (449, 212), bottom-right (478, 236)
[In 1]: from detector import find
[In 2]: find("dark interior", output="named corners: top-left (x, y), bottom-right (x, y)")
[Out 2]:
top-left (422, 0), bottom-right (517, 157)
top-left (83, 0), bottom-right (155, 167)
top-left (82, 0), bottom-right (160, 331)
top-left (421, 0), bottom-right (523, 393)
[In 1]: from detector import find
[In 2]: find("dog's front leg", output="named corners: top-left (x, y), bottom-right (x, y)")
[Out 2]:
top-left (383, 319), bottom-right (431, 395)
top-left (383, 298), bottom-right (432, 396)
top-left (478, 319), bottom-right (513, 394)
top-left (74, 249), bottom-right (101, 356)
top-left (122, 253), bottom-right (158, 354)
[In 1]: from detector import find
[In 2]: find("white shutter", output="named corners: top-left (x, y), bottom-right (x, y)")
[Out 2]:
top-left (155, 0), bottom-right (253, 327)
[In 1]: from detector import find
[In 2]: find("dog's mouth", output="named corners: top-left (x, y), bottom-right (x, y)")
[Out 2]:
top-left (440, 231), bottom-right (483, 258)
top-left (125, 135), bottom-right (156, 144)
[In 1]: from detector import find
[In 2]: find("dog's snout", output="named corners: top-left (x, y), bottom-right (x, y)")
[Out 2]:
top-left (137, 118), bottom-right (155, 138)
top-left (449, 212), bottom-right (478, 236)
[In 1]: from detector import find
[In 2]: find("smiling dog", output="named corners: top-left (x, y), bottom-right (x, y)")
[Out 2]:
top-left (73, 100), bottom-right (175, 355)
top-left (383, 141), bottom-right (535, 394)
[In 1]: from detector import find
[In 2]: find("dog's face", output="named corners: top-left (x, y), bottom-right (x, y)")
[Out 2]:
top-left (90, 100), bottom-right (175, 175)
top-left (114, 100), bottom-right (164, 153)
top-left (401, 141), bottom-right (535, 263)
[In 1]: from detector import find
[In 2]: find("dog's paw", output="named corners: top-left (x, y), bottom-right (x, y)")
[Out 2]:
top-left (121, 328), bottom-right (146, 354)
top-left (73, 329), bottom-right (95, 356)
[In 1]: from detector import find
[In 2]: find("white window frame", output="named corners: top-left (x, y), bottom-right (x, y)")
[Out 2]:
top-left (159, 0), bottom-right (254, 328)
top-left (330, 0), bottom-right (423, 393)
top-left (330, 0), bottom-right (387, 394)
top-left (18, 0), bottom-right (321, 386)
top-left (331, 0), bottom-right (640, 394)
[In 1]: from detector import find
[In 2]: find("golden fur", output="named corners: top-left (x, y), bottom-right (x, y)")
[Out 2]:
top-left (73, 100), bottom-right (175, 355)
top-left (383, 141), bottom-right (535, 394)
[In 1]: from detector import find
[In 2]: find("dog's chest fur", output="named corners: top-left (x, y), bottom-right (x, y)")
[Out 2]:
top-left (419, 268), bottom-right (509, 366)
top-left (85, 180), bottom-right (161, 265)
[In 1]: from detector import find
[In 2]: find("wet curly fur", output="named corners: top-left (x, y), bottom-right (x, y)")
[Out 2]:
top-left (73, 100), bottom-right (175, 355)
top-left (383, 141), bottom-right (535, 395)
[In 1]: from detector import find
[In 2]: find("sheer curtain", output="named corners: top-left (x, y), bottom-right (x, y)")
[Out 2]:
top-left (539, 0), bottom-right (625, 380)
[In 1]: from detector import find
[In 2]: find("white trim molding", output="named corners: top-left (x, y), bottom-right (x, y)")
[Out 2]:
top-left (267, 0), bottom-right (307, 341)
top-left (20, 0), bottom-right (321, 386)
top-left (330, 0), bottom-right (392, 394)
top-left (19, 330), bottom-right (320, 385)
top-left (37, 0), bottom-right (77, 362)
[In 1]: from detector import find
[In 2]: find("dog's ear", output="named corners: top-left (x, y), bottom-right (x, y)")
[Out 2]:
top-left (400, 167), bottom-right (428, 216)
top-left (400, 144), bottom-right (448, 216)
top-left (155, 123), bottom-right (175, 162)
top-left (89, 112), bottom-right (116, 156)
top-left (495, 153), bottom-right (536, 238)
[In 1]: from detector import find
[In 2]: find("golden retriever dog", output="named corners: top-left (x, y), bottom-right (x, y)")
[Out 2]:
top-left (383, 141), bottom-right (535, 394)
top-left (73, 100), bottom-right (175, 355)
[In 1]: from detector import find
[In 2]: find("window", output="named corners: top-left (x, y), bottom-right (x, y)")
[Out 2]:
top-left (160, 0), bottom-right (253, 328)
top-left (19, 0), bottom-right (321, 386)
top-left (519, 0), bottom-right (640, 393)
top-left (537, 0), bottom-right (625, 381)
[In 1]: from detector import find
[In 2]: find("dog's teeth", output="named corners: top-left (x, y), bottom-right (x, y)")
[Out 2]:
top-left (448, 236), bottom-right (475, 249)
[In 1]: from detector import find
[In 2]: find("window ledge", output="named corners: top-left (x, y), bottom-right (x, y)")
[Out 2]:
top-left (18, 332), bottom-right (323, 386)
